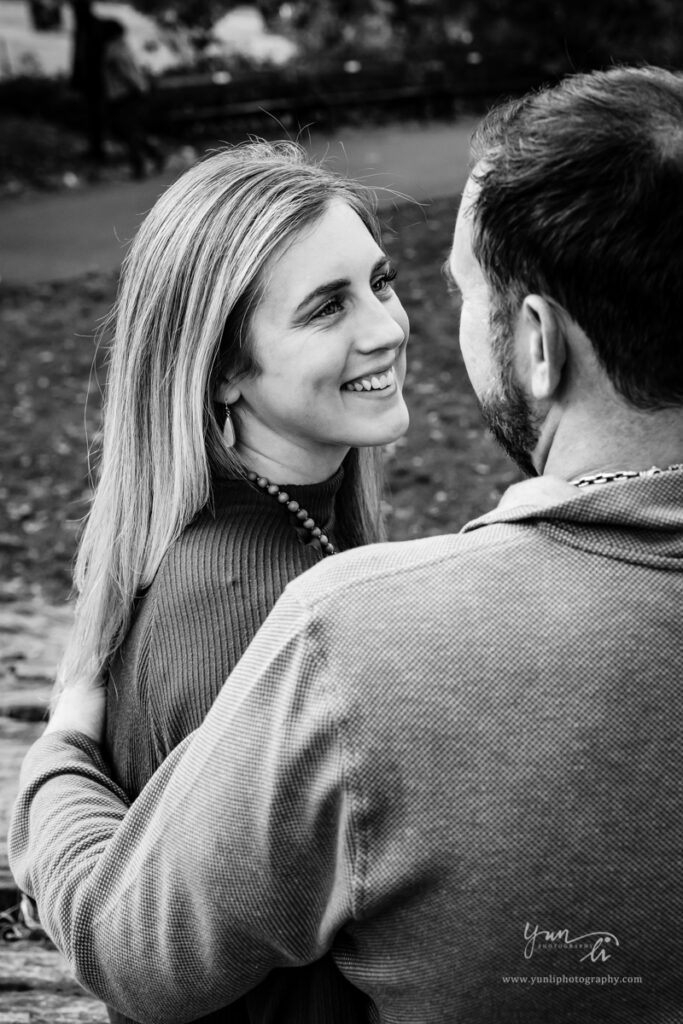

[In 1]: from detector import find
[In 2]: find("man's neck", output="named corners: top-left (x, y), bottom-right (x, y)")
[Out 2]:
top-left (538, 404), bottom-right (683, 482)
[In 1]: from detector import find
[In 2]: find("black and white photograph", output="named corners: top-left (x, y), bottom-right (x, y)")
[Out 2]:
top-left (1, 0), bottom-right (682, 1020)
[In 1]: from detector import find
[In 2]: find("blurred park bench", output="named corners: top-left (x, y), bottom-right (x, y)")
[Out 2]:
top-left (0, 54), bottom-right (550, 138)
top-left (148, 57), bottom-right (548, 133)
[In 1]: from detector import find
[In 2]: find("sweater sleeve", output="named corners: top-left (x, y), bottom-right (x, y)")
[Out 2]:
top-left (8, 589), bottom-right (360, 1024)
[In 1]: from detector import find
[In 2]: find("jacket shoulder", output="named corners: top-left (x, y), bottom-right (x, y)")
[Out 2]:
top-left (285, 523), bottom-right (532, 611)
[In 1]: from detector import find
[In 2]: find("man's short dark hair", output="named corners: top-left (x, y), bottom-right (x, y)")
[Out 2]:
top-left (470, 65), bottom-right (683, 410)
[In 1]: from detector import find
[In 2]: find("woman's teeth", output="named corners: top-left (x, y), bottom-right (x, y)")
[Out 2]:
top-left (343, 368), bottom-right (394, 392)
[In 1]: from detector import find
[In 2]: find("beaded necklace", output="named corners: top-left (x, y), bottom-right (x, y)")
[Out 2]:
top-left (247, 471), bottom-right (336, 556)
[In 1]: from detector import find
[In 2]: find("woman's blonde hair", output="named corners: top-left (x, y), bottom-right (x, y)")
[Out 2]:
top-left (58, 141), bottom-right (388, 691)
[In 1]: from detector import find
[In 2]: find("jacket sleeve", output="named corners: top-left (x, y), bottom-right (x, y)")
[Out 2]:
top-left (8, 591), bottom-right (360, 1024)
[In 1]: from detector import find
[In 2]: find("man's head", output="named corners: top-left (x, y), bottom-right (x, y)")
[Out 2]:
top-left (449, 65), bottom-right (683, 475)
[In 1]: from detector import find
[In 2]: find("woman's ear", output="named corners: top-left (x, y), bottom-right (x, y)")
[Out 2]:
top-left (521, 295), bottom-right (567, 401)
top-left (214, 379), bottom-right (242, 406)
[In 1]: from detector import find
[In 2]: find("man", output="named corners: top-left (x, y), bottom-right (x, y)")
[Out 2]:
top-left (10, 65), bottom-right (683, 1022)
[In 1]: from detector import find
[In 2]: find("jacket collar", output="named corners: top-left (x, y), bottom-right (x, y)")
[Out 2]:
top-left (462, 470), bottom-right (683, 562)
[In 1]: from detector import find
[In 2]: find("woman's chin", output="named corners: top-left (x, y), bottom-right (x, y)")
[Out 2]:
top-left (388, 404), bottom-right (410, 443)
top-left (350, 404), bottom-right (410, 448)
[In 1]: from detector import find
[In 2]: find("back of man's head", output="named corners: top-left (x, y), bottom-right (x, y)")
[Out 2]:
top-left (470, 65), bottom-right (683, 411)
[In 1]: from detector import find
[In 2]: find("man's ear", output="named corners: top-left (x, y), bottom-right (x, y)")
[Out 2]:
top-left (521, 295), bottom-right (567, 401)
top-left (214, 379), bottom-right (242, 405)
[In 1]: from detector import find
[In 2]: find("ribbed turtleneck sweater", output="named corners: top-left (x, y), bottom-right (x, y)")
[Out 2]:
top-left (104, 468), bottom-right (372, 1024)
top-left (106, 467), bottom-right (345, 797)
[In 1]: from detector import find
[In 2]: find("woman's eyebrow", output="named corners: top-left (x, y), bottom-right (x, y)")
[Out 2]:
top-left (294, 278), bottom-right (349, 315)
top-left (293, 254), bottom-right (392, 315)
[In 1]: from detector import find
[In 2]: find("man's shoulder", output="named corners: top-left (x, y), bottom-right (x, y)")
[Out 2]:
top-left (285, 519), bottom-right (535, 612)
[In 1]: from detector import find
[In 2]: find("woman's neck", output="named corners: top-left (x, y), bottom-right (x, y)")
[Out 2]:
top-left (234, 441), bottom-right (349, 486)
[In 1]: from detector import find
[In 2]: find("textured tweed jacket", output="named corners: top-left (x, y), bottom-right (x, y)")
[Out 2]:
top-left (10, 471), bottom-right (683, 1023)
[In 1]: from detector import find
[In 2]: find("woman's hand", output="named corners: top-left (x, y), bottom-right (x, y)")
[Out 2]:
top-left (46, 674), bottom-right (106, 744)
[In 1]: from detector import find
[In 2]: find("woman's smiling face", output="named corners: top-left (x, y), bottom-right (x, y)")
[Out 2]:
top-left (225, 200), bottom-right (410, 483)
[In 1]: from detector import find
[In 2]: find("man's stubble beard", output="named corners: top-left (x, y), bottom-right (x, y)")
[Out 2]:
top-left (477, 305), bottom-right (542, 478)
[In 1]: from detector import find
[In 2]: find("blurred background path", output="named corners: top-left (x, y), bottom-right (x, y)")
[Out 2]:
top-left (0, 118), bottom-right (474, 284)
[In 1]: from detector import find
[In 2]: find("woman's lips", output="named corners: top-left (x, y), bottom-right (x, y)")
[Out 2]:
top-left (342, 367), bottom-right (395, 392)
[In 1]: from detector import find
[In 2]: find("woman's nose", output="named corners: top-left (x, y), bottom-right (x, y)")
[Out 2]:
top-left (356, 295), bottom-right (408, 353)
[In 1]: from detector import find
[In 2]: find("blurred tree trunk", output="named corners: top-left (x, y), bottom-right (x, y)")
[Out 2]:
top-left (70, 0), bottom-right (106, 161)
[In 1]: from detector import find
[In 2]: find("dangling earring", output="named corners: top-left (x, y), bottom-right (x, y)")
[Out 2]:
top-left (223, 401), bottom-right (236, 448)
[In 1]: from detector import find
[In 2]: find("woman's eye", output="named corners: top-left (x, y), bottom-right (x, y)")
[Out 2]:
top-left (313, 297), bottom-right (344, 319)
top-left (372, 267), bottom-right (398, 294)
top-left (309, 268), bottom-right (397, 321)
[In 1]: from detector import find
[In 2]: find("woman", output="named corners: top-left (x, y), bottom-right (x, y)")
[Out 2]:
top-left (55, 140), bottom-right (410, 1023)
